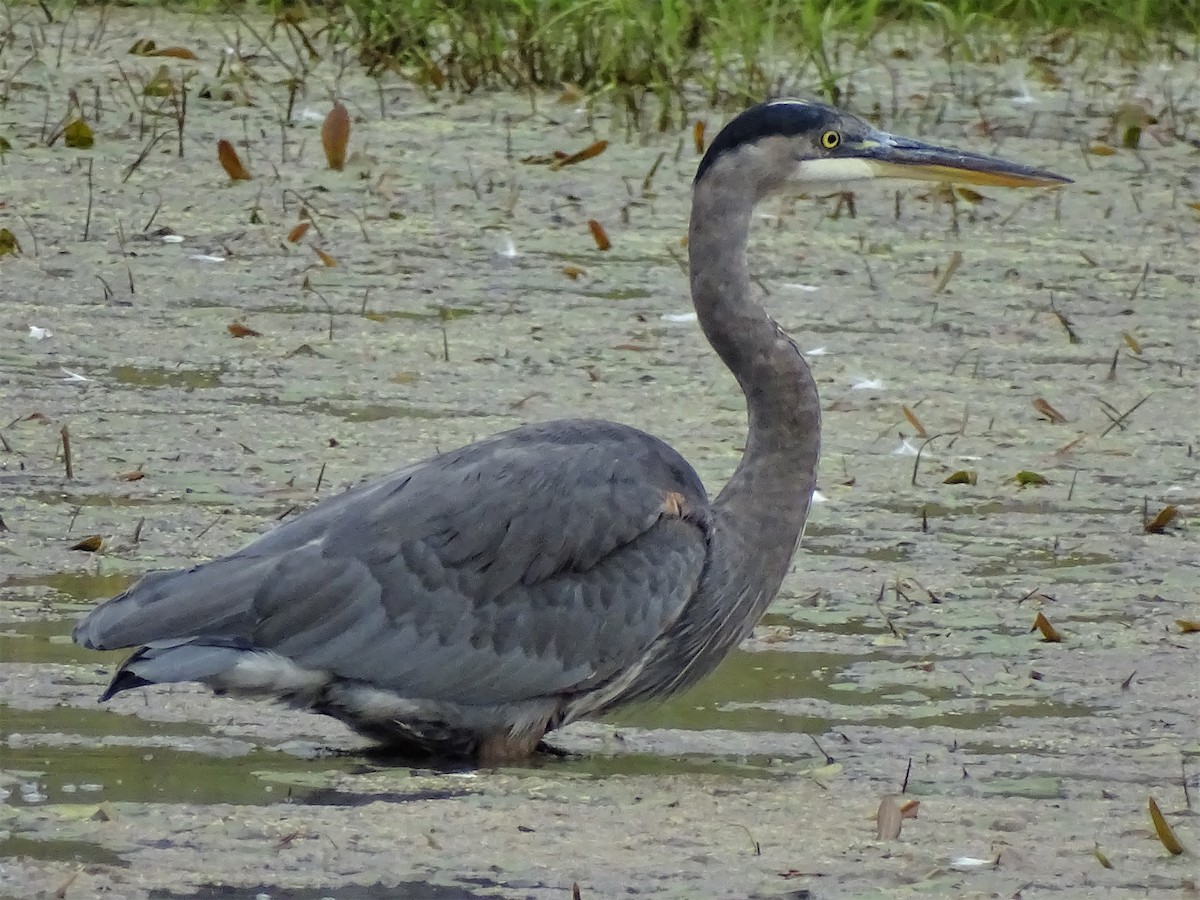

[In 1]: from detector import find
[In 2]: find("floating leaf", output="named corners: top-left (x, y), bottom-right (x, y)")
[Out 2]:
top-left (587, 219), bottom-right (610, 251)
top-left (0, 228), bottom-right (20, 256)
top-left (227, 322), bottom-right (261, 338)
top-left (314, 247), bottom-right (337, 267)
top-left (70, 535), bottom-right (103, 552)
top-left (322, 101), bottom-right (350, 171)
top-left (1148, 796), bottom-right (1186, 855)
top-left (1094, 843), bottom-right (1114, 869)
top-left (899, 799), bottom-right (920, 819)
top-left (117, 469), bottom-right (145, 481)
top-left (1031, 611), bottom-right (1062, 642)
top-left (1088, 143), bottom-right (1116, 156)
top-left (549, 140), bottom-right (607, 170)
top-left (562, 265), bottom-right (585, 280)
top-left (1122, 332), bottom-right (1142, 354)
top-left (1144, 505), bottom-right (1180, 534)
top-left (955, 186), bottom-right (986, 204)
top-left (1014, 470), bottom-right (1049, 487)
top-left (217, 139), bottom-right (251, 180)
top-left (875, 796), bottom-right (903, 840)
top-left (693, 120), bottom-right (706, 154)
top-left (150, 46), bottom-right (198, 60)
top-left (143, 65), bottom-right (175, 97)
top-left (944, 470), bottom-right (977, 486)
top-left (287, 222), bottom-right (310, 243)
top-left (1176, 619), bottom-right (1200, 634)
top-left (64, 118), bottom-right (94, 149)
top-left (902, 404), bottom-right (927, 437)
top-left (1032, 397), bottom-right (1068, 424)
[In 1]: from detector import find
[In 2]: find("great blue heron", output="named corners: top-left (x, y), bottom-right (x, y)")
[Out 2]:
top-left (74, 100), bottom-right (1068, 763)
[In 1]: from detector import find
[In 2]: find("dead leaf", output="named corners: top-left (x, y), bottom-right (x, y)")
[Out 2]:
top-left (117, 469), bottom-right (145, 481)
top-left (549, 140), bottom-right (607, 170)
top-left (1094, 843), bottom-right (1114, 869)
top-left (0, 228), bottom-right (20, 256)
top-left (1088, 143), bottom-right (1117, 156)
top-left (1148, 796), bottom-right (1186, 855)
top-left (1032, 397), bottom-right (1068, 424)
top-left (227, 322), bottom-right (261, 338)
top-left (1144, 505), bottom-right (1180, 534)
top-left (217, 139), bottom-right (251, 180)
top-left (899, 799), bottom-right (920, 819)
top-left (943, 470), bottom-right (977, 486)
top-left (1031, 611), bottom-right (1062, 642)
top-left (70, 535), bottom-right (103, 552)
top-left (322, 101), bottom-right (350, 171)
top-left (693, 120), bottom-right (706, 154)
top-left (587, 219), bottom-right (610, 251)
top-left (1122, 332), bottom-right (1142, 354)
top-left (875, 796), bottom-right (903, 840)
top-left (143, 65), bottom-right (175, 97)
top-left (314, 247), bottom-right (337, 267)
top-left (1014, 470), bottom-right (1049, 487)
top-left (902, 404), bottom-right (927, 437)
top-left (562, 265), bottom-right (586, 280)
top-left (287, 222), bottom-right (310, 243)
top-left (1176, 619), bottom-right (1200, 634)
top-left (64, 118), bottom-right (94, 149)
top-left (955, 186), bottom-right (986, 203)
top-left (150, 46), bottom-right (198, 60)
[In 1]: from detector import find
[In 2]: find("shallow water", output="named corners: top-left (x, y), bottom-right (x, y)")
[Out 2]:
top-left (1, 7), bottom-right (1198, 899)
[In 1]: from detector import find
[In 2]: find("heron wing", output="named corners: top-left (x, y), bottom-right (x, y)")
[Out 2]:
top-left (74, 419), bottom-right (710, 704)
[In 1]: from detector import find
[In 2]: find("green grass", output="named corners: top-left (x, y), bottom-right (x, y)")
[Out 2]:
top-left (330, 0), bottom-right (1198, 124)
top-left (50, 0), bottom-right (1200, 125)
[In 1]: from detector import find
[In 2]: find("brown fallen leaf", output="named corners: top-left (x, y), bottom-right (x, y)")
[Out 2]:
top-left (217, 139), bottom-right (251, 180)
top-left (1122, 331), bottom-right (1142, 354)
top-left (228, 322), bottom-right (261, 338)
top-left (314, 247), bottom-right (337, 267)
top-left (322, 101), bottom-right (350, 171)
top-left (1088, 143), bottom-right (1116, 156)
top-left (1177, 619), bottom-right (1200, 634)
top-left (1144, 505), bottom-right (1179, 534)
top-left (117, 469), bottom-right (145, 481)
top-left (287, 222), bottom-right (311, 243)
top-left (150, 46), bottom-right (198, 60)
top-left (588, 219), bottom-right (610, 251)
top-left (875, 796), bottom-right (903, 840)
top-left (70, 535), bottom-right (103, 552)
top-left (1031, 611), bottom-right (1062, 642)
top-left (899, 799), bottom-right (920, 819)
top-left (549, 140), bottom-right (607, 170)
top-left (902, 404), bottom-right (927, 437)
top-left (1032, 397), bottom-right (1068, 424)
top-left (562, 265), bottom-right (586, 280)
top-left (1148, 796), bottom-right (1186, 855)
top-left (693, 120), bottom-right (706, 154)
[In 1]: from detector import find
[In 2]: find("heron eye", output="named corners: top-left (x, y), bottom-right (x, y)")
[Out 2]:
top-left (820, 130), bottom-right (841, 150)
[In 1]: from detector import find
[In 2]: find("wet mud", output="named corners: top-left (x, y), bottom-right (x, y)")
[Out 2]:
top-left (1, 7), bottom-right (1198, 899)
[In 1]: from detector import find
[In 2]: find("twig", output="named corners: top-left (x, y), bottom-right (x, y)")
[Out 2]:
top-left (60, 425), bottom-right (73, 479)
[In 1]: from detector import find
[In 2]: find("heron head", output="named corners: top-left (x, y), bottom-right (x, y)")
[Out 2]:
top-left (696, 99), bottom-right (1070, 197)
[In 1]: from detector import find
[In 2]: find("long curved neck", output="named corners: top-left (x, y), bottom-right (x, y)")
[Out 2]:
top-left (688, 172), bottom-right (821, 569)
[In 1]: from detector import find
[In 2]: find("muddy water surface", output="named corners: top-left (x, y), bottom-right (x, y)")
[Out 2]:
top-left (1, 7), bottom-right (1198, 899)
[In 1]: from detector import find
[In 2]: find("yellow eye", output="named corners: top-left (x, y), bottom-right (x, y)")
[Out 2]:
top-left (820, 130), bottom-right (841, 150)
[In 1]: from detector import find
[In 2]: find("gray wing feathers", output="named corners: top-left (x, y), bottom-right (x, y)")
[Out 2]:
top-left (74, 419), bottom-right (710, 706)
